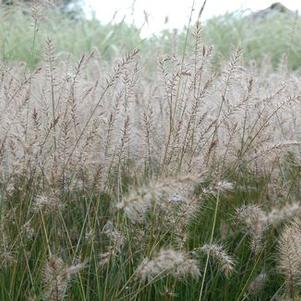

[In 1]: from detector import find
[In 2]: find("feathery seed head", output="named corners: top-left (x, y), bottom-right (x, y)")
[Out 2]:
top-left (278, 219), bottom-right (301, 296)
top-left (33, 194), bottom-right (63, 213)
top-left (43, 255), bottom-right (85, 301)
top-left (236, 205), bottom-right (267, 253)
top-left (136, 248), bottom-right (200, 281)
top-left (199, 243), bottom-right (235, 277)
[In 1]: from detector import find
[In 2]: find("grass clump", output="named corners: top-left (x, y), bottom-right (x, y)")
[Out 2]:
top-left (1, 2), bottom-right (301, 301)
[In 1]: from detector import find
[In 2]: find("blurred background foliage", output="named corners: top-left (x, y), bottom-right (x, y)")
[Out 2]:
top-left (1, 1), bottom-right (301, 70)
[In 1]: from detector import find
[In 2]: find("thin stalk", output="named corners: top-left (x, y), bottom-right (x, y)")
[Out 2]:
top-left (198, 190), bottom-right (220, 301)
top-left (39, 210), bottom-right (52, 256)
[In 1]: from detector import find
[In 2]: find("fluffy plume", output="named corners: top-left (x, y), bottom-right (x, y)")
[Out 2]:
top-left (33, 193), bottom-right (63, 213)
top-left (199, 243), bottom-right (235, 277)
top-left (136, 248), bottom-right (200, 281)
top-left (117, 175), bottom-right (200, 223)
top-left (266, 202), bottom-right (301, 226)
top-left (202, 180), bottom-right (234, 195)
top-left (236, 202), bottom-right (301, 253)
top-left (278, 219), bottom-right (301, 299)
top-left (236, 205), bottom-right (267, 253)
top-left (117, 176), bottom-right (201, 247)
top-left (43, 256), bottom-right (86, 301)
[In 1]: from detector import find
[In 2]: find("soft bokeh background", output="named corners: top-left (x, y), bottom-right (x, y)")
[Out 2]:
top-left (3, 0), bottom-right (301, 69)
top-left (85, 0), bottom-right (301, 36)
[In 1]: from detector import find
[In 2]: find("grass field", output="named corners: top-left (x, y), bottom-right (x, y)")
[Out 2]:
top-left (1, 2), bottom-right (301, 301)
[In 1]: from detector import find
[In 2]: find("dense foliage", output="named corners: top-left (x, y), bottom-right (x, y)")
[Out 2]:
top-left (1, 2), bottom-right (301, 301)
